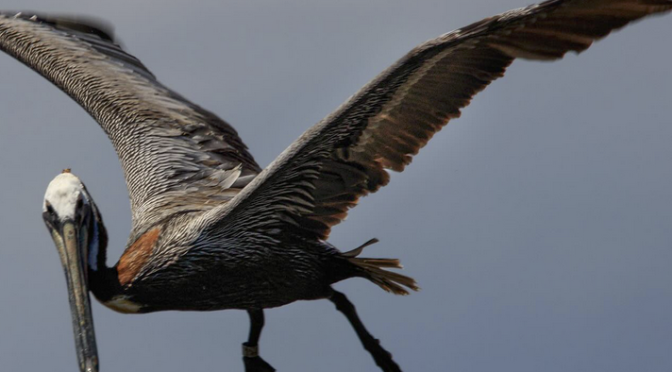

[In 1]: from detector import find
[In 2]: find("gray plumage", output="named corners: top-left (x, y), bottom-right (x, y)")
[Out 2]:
top-left (0, 12), bottom-right (260, 244)
top-left (1, 1), bottom-right (671, 371)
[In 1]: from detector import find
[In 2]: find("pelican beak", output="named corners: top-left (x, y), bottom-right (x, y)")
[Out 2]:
top-left (48, 219), bottom-right (99, 372)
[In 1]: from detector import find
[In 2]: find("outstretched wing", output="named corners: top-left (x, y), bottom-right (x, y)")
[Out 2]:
top-left (0, 12), bottom-right (261, 238)
top-left (202, 0), bottom-right (671, 241)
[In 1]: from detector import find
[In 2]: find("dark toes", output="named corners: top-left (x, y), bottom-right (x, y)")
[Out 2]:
top-left (374, 355), bottom-right (402, 372)
top-left (243, 356), bottom-right (276, 372)
top-left (367, 340), bottom-right (402, 372)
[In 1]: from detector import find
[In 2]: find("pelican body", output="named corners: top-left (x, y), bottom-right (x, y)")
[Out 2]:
top-left (1, 1), bottom-right (671, 371)
top-left (45, 170), bottom-right (396, 314)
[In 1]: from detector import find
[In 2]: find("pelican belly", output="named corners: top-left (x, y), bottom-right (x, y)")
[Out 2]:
top-left (103, 295), bottom-right (143, 314)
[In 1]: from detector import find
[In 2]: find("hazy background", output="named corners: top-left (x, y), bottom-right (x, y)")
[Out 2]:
top-left (1, 1), bottom-right (671, 371)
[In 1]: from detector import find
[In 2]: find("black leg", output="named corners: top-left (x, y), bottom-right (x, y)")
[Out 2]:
top-left (329, 289), bottom-right (402, 372)
top-left (242, 309), bottom-right (275, 372)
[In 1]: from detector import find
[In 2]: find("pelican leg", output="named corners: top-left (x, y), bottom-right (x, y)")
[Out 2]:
top-left (329, 289), bottom-right (402, 372)
top-left (242, 309), bottom-right (275, 372)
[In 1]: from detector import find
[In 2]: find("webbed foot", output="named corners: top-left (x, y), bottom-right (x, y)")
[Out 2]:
top-left (242, 343), bottom-right (275, 372)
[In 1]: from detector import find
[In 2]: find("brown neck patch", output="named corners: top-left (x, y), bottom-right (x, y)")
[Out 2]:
top-left (117, 228), bottom-right (160, 286)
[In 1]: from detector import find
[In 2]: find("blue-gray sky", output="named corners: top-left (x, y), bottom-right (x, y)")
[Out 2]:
top-left (1, 1), bottom-right (671, 371)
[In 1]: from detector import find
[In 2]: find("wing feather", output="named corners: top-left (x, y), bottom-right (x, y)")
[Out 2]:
top-left (202, 0), bottom-right (671, 241)
top-left (0, 12), bottom-right (261, 239)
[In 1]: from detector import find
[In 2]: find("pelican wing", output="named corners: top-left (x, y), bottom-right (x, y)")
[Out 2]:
top-left (0, 13), bottom-right (261, 235)
top-left (204, 0), bottom-right (671, 241)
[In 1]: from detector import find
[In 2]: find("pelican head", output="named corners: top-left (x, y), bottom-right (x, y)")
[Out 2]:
top-left (42, 170), bottom-right (100, 372)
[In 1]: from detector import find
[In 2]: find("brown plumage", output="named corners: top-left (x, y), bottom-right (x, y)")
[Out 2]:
top-left (211, 0), bottom-right (672, 242)
top-left (1, 1), bottom-right (670, 372)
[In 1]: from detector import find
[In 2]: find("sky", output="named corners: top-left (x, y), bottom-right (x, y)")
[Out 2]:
top-left (1, 1), bottom-right (671, 371)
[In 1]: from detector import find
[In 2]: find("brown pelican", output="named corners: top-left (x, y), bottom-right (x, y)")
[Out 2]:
top-left (1, 1), bottom-right (670, 371)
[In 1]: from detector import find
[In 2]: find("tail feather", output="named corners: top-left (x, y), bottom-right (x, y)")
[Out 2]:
top-left (344, 239), bottom-right (419, 295)
top-left (355, 258), bottom-right (402, 268)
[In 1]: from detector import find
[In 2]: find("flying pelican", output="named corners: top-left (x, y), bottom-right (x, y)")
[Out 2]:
top-left (1, 1), bottom-right (670, 371)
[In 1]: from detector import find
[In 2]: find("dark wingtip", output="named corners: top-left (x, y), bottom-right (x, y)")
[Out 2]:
top-left (2, 11), bottom-right (115, 42)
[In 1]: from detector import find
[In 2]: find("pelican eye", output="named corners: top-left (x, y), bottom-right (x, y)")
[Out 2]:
top-left (43, 201), bottom-right (58, 229)
top-left (76, 195), bottom-right (83, 211)
top-left (75, 194), bottom-right (88, 225)
top-left (45, 201), bottom-right (55, 215)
